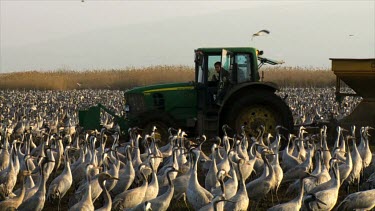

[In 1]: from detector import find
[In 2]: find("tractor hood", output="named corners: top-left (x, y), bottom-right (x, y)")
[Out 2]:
top-left (125, 82), bottom-right (194, 94)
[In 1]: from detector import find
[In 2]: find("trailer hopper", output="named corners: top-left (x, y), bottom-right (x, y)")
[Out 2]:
top-left (331, 58), bottom-right (375, 128)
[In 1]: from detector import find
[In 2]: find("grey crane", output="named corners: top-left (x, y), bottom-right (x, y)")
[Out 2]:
top-left (157, 147), bottom-right (179, 188)
top-left (335, 188), bottom-right (375, 211)
top-left (282, 144), bottom-right (314, 183)
top-left (358, 126), bottom-right (373, 169)
top-left (302, 149), bottom-right (331, 193)
top-left (186, 148), bottom-right (213, 210)
top-left (198, 195), bottom-right (228, 211)
top-left (205, 144), bottom-right (219, 191)
top-left (47, 146), bottom-right (74, 211)
top-left (18, 158), bottom-right (53, 211)
top-left (94, 172), bottom-right (119, 211)
top-left (0, 132), bottom-right (11, 171)
top-left (281, 134), bottom-right (303, 171)
top-left (69, 164), bottom-right (96, 211)
top-left (270, 133), bottom-right (283, 201)
top-left (138, 167), bottom-right (179, 211)
top-left (345, 135), bottom-right (362, 193)
top-left (337, 135), bottom-right (353, 185)
top-left (320, 126), bottom-right (332, 171)
top-left (303, 159), bottom-right (340, 211)
top-left (112, 164), bottom-right (149, 210)
top-left (0, 140), bottom-right (20, 197)
top-left (211, 152), bottom-right (238, 199)
top-left (224, 159), bottom-right (249, 211)
top-left (111, 145), bottom-right (135, 196)
top-left (216, 134), bottom-right (231, 174)
top-left (143, 156), bottom-right (160, 202)
top-left (268, 175), bottom-right (315, 211)
top-left (251, 29), bottom-right (270, 42)
top-left (0, 170), bottom-right (30, 211)
top-left (246, 148), bottom-right (275, 211)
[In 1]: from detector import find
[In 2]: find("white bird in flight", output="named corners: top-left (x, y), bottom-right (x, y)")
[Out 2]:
top-left (252, 29), bottom-right (270, 40)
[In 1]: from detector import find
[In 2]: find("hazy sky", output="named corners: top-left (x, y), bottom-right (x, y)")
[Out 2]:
top-left (1, 1), bottom-right (374, 72)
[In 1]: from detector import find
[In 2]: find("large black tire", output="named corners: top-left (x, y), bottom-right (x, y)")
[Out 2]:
top-left (223, 90), bottom-right (293, 137)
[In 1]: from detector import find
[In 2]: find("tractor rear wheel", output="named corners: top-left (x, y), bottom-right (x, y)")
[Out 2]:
top-left (224, 90), bottom-right (293, 137)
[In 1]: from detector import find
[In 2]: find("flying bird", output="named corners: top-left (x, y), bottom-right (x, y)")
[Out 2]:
top-left (252, 29), bottom-right (270, 40)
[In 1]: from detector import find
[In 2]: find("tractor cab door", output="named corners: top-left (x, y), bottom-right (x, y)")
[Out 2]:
top-left (217, 49), bottom-right (234, 104)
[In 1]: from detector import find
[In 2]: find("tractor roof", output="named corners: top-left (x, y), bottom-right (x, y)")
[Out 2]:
top-left (195, 47), bottom-right (257, 54)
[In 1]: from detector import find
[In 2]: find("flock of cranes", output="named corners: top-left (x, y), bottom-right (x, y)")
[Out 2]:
top-left (0, 88), bottom-right (373, 211)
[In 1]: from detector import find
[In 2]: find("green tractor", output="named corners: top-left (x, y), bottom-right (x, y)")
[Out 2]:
top-left (79, 47), bottom-right (294, 141)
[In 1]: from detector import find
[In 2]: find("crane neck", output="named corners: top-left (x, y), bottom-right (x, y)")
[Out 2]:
top-left (100, 180), bottom-right (111, 210)
top-left (345, 138), bottom-right (352, 165)
top-left (82, 172), bottom-right (93, 206)
top-left (311, 152), bottom-right (321, 175)
top-left (297, 179), bottom-right (305, 204)
top-left (15, 174), bottom-right (27, 204)
top-left (37, 167), bottom-right (48, 196)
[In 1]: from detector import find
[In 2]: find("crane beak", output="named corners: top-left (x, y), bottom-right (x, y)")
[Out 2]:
top-left (225, 172), bottom-right (233, 179)
top-left (315, 197), bottom-right (327, 206)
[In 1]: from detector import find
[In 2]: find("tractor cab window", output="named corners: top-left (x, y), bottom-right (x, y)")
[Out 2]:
top-left (207, 55), bottom-right (221, 83)
top-left (236, 54), bottom-right (251, 83)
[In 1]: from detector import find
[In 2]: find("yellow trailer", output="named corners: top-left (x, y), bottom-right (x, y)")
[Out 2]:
top-left (330, 58), bottom-right (375, 127)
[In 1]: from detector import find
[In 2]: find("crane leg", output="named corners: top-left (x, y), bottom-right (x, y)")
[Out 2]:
top-left (175, 193), bottom-right (190, 211)
top-left (58, 196), bottom-right (61, 211)
top-left (275, 188), bottom-right (280, 203)
top-left (254, 200), bottom-right (260, 211)
top-left (344, 181), bottom-right (350, 194)
top-left (357, 177), bottom-right (360, 192)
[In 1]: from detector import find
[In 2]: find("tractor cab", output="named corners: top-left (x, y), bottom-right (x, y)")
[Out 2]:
top-left (195, 48), bottom-right (260, 107)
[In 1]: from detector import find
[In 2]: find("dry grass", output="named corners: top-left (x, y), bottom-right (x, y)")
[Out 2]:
top-left (261, 66), bottom-right (335, 87)
top-left (0, 66), bottom-right (335, 90)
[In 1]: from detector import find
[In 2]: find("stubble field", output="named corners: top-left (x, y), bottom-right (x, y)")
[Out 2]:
top-left (1, 66), bottom-right (374, 211)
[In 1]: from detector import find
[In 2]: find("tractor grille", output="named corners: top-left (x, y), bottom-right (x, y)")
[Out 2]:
top-left (125, 93), bottom-right (145, 114)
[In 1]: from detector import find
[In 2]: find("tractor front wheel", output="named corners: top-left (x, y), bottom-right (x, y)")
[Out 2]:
top-left (142, 118), bottom-right (171, 147)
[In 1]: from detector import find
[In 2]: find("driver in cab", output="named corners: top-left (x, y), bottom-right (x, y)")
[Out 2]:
top-left (210, 61), bottom-right (229, 83)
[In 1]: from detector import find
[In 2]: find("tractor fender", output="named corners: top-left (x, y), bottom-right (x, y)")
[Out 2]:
top-left (219, 82), bottom-right (279, 115)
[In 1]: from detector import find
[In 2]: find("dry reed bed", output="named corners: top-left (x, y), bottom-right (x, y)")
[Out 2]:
top-left (262, 66), bottom-right (335, 87)
top-left (0, 66), bottom-right (335, 90)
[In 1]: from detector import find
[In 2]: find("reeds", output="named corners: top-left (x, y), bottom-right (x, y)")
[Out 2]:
top-left (261, 66), bottom-right (335, 88)
top-left (0, 65), bottom-right (335, 90)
